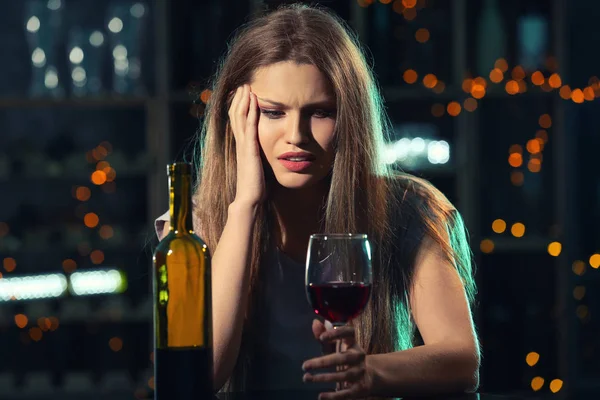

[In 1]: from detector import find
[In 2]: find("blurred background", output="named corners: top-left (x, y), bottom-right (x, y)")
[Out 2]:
top-left (0, 0), bottom-right (598, 399)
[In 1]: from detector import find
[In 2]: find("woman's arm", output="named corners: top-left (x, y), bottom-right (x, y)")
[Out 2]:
top-left (210, 201), bottom-right (259, 391)
top-left (367, 235), bottom-right (480, 397)
top-left (159, 201), bottom-right (259, 392)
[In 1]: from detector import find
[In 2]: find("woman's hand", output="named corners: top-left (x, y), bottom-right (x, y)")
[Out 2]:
top-left (302, 319), bottom-right (373, 400)
top-left (228, 84), bottom-right (266, 207)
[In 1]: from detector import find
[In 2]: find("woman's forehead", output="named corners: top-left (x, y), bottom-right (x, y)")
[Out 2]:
top-left (250, 62), bottom-right (335, 105)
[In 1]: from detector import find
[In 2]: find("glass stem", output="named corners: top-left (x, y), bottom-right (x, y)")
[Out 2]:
top-left (332, 322), bottom-right (346, 391)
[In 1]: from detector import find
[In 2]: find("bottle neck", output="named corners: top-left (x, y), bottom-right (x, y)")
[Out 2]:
top-left (168, 172), bottom-right (194, 234)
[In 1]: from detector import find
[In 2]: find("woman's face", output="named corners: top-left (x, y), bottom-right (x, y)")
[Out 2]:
top-left (250, 61), bottom-right (337, 190)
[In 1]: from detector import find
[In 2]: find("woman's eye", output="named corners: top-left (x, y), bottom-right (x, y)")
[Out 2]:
top-left (313, 109), bottom-right (334, 119)
top-left (260, 109), bottom-right (284, 119)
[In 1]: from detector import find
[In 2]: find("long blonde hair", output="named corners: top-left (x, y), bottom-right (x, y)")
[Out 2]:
top-left (191, 3), bottom-right (476, 391)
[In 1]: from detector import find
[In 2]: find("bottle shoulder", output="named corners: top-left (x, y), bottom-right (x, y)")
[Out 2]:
top-left (154, 231), bottom-right (211, 256)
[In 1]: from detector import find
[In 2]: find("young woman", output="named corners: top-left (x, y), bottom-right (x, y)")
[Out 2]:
top-left (155, 4), bottom-right (479, 398)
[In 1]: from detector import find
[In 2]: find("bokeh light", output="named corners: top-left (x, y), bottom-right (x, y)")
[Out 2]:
top-left (547, 242), bottom-right (562, 257)
top-left (511, 223), bottom-right (526, 238)
top-left (480, 239), bottom-right (494, 254)
top-left (447, 101), bottom-right (461, 116)
top-left (531, 377), bottom-right (544, 391)
top-left (549, 379), bottom-right (563, 393)
top-left (15, 314), bottom-right (28, 329)
top-left (511, 171), bottom-right (524, 186)
top-left (492, 219), bottom-right (506, 234)
top-left (423, 73), bottom-right (437, 88)
top-left (109, 337), bottom-right (123, 352)
top-left (3, 257), bottom-right (16, 272)
top-left (573, 286), bottom-right (586, 301)
top-left (403, 69), bottom-right (418, 84)
top-left (549, 73), bottom-right (562, 88)
top-left (62, 259), bottom-right (77, 273)
top-left (508, 153), bottom-right (523, 168)
top-left (464, 97), bottom-right (478, 112)
top-left (431, 103), bottom-right (445, 117)
top-left (415, 28), bottom-right (430, 43)
top-left (90, 250), bottom-right (105, 265)
top-left (559, 85), bottom-right (572, 100)
top-left (99, 225), bottom-right (115, 240)
top-left (505, 80), bottom-right (519, 95)
top-left (84, 213), bottom-right (100, 228)
top-left (29, 327), bottom-right (43, 342)
top-left (494, 58), bottom-right (508, 72)
top-left (526, 352), bottom-right (539, 367)
top-left (572, 260), bottom-right (586, 276)
top-left (489, 68), bottom-right (503, 83)
top-left (75, 186), bottom-right (91, 201)
top-left (91, 170), bottom-right (107, 185)
top-left (539, 114), bottom-right (552, 129)
top-left (571, 89), bottom-right (584, 103)
top-left (589, 254), bottom-right (600, 269)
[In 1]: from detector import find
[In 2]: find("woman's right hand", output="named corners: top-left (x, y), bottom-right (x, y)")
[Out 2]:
top-left (228, 84), bottom-right (266, 207)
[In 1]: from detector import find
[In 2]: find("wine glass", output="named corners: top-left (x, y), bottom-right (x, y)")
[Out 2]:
top-left (305, 233), bottom-right (372, 352)
top-left (305, 234), bottom-right (372, 389)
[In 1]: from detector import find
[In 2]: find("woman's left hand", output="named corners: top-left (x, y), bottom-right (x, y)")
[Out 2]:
top-left (302, 319), bottom-right (373, 399)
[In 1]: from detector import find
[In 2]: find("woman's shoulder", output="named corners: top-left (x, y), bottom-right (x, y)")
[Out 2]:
top-left (386, 172), bottom-right (455, 214)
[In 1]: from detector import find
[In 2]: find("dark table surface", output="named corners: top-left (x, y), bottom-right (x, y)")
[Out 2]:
top-left (215, 391), bottom-right (546, 400)
top-left (2, 390), bottom-right (592, 400)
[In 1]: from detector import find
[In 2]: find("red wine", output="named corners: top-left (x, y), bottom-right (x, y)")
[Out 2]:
top-left (307, 282), bottom-right (371, 324)
top-left (155, 347), bottom-right (212, 398)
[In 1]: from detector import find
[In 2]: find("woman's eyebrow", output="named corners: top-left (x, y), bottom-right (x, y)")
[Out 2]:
top-left (256, 97), bottom-right (335, 108)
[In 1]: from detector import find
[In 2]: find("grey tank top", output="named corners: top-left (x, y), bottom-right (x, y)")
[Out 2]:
top-left (245, 247), bottom-right (334, 391)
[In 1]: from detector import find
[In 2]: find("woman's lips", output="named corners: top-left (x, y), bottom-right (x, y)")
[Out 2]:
top-left (278, 159), bottom-right (314, 172)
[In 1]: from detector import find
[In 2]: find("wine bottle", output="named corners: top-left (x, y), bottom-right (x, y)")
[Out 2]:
top-left (153, 162), bottom-right (213, 399)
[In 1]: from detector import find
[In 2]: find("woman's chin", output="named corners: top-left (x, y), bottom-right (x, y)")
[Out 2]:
top-left (273, 173), bottom-right (319, 190)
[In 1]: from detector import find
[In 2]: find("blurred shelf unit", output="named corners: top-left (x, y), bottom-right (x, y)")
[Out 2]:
top-left (0, 97), bottom-right (148, 109)
top-left (483, 235), bottom-right (554, 253)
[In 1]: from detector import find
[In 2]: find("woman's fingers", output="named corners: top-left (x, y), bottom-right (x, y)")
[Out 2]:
top-left (226, 83), bottom-right (266, 206)
top-left (302, 349), bottom-right (365, 371)
top-left (228, 86), bottom-right (242, 139)
top-left (316, 385), bottom-right (363, 400)
top-left (312, 319), bottom-right (336, 355)
top-left (312, 319), bottom-right (327, 340)
top-left (319, 325), bottom-right (355, 343)
top-left (303, 365), bottom-right (365, 384)
top-left (246, 91), bottom-right (258, 139)
top-left (237, 85), bottom-right (251, 132)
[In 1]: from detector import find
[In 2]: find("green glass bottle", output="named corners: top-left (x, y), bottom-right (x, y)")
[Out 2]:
top-left (153, 162), bottom-right (212, 399)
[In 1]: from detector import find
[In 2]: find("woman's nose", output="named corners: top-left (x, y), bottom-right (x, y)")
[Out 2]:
top-left (284, 114), bottom-right (310, 145)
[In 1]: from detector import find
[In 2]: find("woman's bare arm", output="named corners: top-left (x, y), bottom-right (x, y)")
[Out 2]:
top-left (366, 235), bottom-right (480, 396)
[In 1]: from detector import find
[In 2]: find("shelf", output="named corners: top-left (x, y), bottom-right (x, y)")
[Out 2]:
top-left (0, 97), bottom-right (149, 109)
top-left (0, 171), bottom-right (148, 183)
top-left (399, 163), bottom-right (456, 177)
top-left (169, 91), bottom-right (197, 104)
top-left (0, 389), bottom-right (145, 400)
top-left (1, 245), bottom-right (147, 257)
top-left (0, 295), bottom-right (152, 324)
top-left (482, 85), bottom-right (558, 99)
top-left (170, 86), bottom-right (465, 103)
top-left (481, 235), bottom-right (552, 253)
top-left (382, 86), bottom-right (462, 101)
top-left (3, 86), bottom-right (552, 107)
top-left (380, 84), bottom-right (558, 102)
